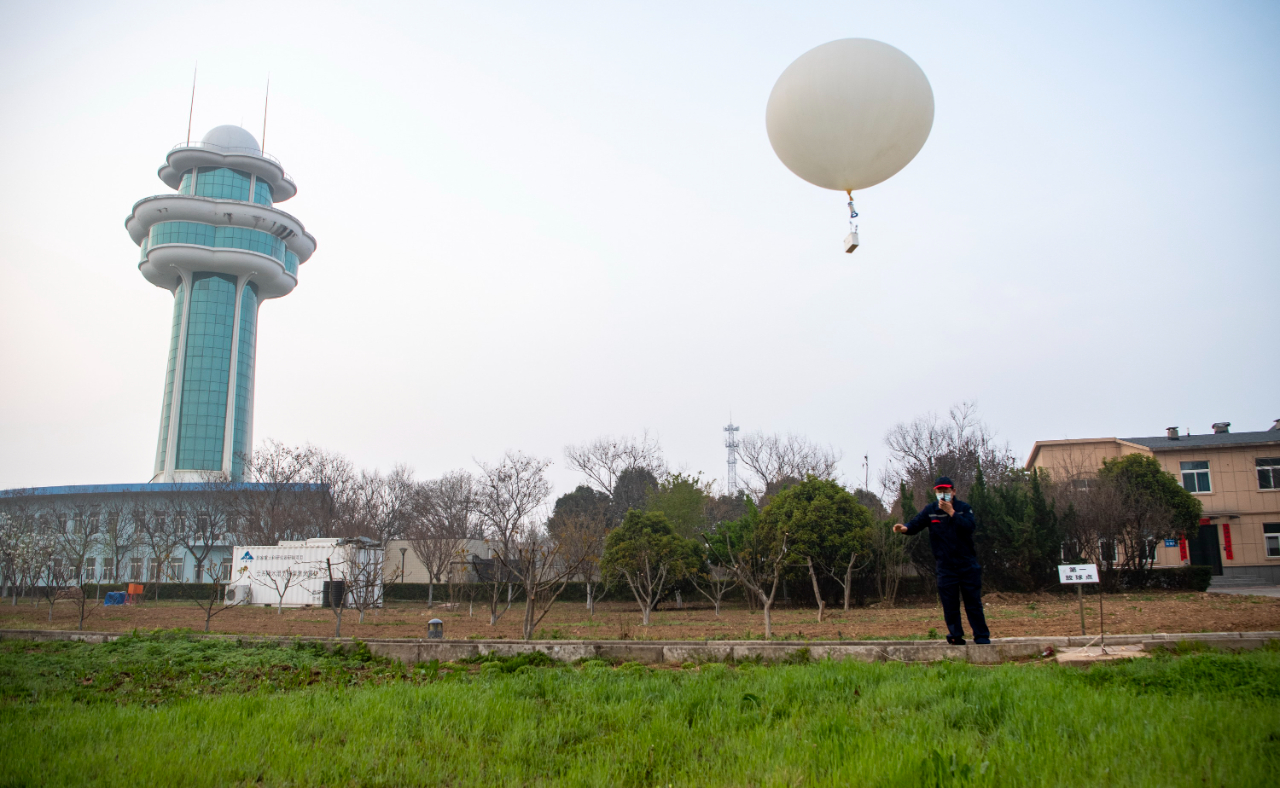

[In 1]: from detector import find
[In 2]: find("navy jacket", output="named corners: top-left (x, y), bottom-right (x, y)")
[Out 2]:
top-left (904, 499), bottom-right (980, 571)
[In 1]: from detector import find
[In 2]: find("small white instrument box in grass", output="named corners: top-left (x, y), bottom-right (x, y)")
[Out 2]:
top-left (1058, 564), bottom-right (1099, 584)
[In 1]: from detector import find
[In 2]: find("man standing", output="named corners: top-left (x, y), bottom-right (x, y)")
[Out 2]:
top-left (894, 476), bottom-right (991, 645)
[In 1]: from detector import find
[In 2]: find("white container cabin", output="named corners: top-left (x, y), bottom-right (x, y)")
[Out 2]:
top-left (229, 537), bottom-right (383, 608)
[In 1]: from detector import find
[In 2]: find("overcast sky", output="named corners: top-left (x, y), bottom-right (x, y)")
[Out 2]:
top-left (1, 1), bottom-right (1276, 497)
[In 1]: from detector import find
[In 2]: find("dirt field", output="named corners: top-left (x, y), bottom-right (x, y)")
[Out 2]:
top-left (3, 589), bottom-right (1279, 640)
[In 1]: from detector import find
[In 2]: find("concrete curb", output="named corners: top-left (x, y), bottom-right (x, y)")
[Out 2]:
top-left (3, 628), bottom-right (1276, 665)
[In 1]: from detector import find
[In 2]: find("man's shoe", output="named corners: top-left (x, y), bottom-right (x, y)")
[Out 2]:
top-left (946, 637), bottom-right (966, 646)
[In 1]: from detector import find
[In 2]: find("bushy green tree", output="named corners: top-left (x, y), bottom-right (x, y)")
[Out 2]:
top-left (896, 481), bottom-right (935, 586)
top-left (1098, 454), bottom-right (1201, 533)
top-left (709, 499), bottom-right (790, 637)
top-left (600, 510), bottom-right (701, 625)
top-left (610, 467), bottom-right (659, 525)
top-left (970, 466), bottom-right (1063, 591)
top-left (645, 472), bottom-right (712, 540)
top-left (1080, 453), bottom-right (1203, 587)
top-left (762, 478), bottom-right (873, 620)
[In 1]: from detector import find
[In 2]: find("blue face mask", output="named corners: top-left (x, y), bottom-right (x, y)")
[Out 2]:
top-left (935, 491), bottom-right (953, 502)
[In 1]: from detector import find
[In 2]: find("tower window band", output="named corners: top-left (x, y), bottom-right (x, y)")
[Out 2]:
top-left (147, 221), bottom-right (296, 274)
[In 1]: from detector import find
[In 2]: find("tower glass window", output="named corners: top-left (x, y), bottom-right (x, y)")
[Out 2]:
top-left (179, 171), bottom-right (194, 195)
top-left (1180, 461), bottom-right (1211, 493)
top-left (148, 222), bottom-right (288, 265)
top-left (216, 226), bottom-right (286, 259)
top-left (154, 281), bottom-right (185, 476)
top-left (253, 179), bottom-right (273, 206)
top-left (174, 273), bottom-right (236, 471)
top-left (151, 221), bottom-right (216, 248)
top-left (231, 282), bottom-right (259, 481)
top-left (194, 167), bottom-right (252, 201)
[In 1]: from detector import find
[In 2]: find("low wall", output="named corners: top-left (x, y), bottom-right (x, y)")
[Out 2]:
top-left (3, 629), bottom-right (1276, 666)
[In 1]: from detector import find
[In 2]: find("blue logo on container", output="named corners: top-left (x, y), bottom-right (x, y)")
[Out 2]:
top-left (241, 551), bottom-right (254, 561)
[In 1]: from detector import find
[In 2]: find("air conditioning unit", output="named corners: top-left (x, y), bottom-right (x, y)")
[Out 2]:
top-left (225, 585), bottom-right (252, 605)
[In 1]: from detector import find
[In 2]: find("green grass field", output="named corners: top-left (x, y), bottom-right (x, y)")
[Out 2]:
top-left (1, 633), bottom-right (1278, 787)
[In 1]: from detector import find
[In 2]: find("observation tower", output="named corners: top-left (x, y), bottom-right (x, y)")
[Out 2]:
top-left (125, 125), bottom-right (316, 483)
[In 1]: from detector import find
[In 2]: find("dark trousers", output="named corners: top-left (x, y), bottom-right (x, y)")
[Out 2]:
top-left (937, 566), bottom-right (990, 644)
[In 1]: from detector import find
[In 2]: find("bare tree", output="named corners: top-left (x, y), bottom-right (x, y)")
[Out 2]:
top-left (98, 496), bottom-right (138, 591)
top-left (237, 440), bottom-right (330, 544)
top-left (498, 524), bottom-right (585, 640)
top-left (1054, 474), bottom-right (1176, 589)
top-left (716, 506), bottom-right (792, 639)
top-left (346, 465), bottom-right (416, 547)
top-left (546, 498), bottom-right (611, 617)
top-left (406, 471), bottom-right (476, 608)
top-left (737, 432), bottom-right (842, 499)
top-left (869, 520), bottom-right (909, 607)
top-left (880, 402), bottom-right (1017, 499)
top-left (690, 551), bottom-right (738, 617)
top-left (137, 497), bottom-right (184, 599)
top-left (38, 553), bottom-right (75, 624)
top-left (171, 482), bottom-right (235, 587)
top-left (192, 569), bottom-right (245, 632)
top-left (251, 563), bottom-right (308, 615)
top-left (325, 557), bottom-right (347, 637)
top-left (0, 489), bottom-right (41, 605)
top-left (344, 540), bottom-right (391, 625)
top-left (475, 451), bottom-right (553, 626)
top-left (306, 446), bottom-right (358, 538)
top-left (51, 500), bottom-right (102, 630)
top-left (0, 509), bottom-right (18, 603)
top-left (564, 431), bottom-right (666, 495)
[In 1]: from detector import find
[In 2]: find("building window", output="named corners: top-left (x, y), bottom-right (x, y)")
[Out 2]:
top-left (85, 557), bottom-right (96, 581)
top-left (102, 557), bottom-right (115, 582)
top-left (1257, 458), bottom-right (1280, 490)
top-left (194, 167), bottom-right (252, 201)
top-left (1180, 461), bottom-right (1211, 493)
top-left (1265, 524), bottom-right (1280, 558)
top-left (219, 559), bottom-right (232, 582)
top-left (253, 178), bottom-right (273, 206)
top-left (147, 557), bottom-right (160, 581)
top-left (1141, 539), bottom-right (1160, 566)
top-left (132, 557), bottom-right (144, 581)
top-left (168, 557), bottom-right (185, 582)
top-left (1071, 478), bottom-right (1097, 490)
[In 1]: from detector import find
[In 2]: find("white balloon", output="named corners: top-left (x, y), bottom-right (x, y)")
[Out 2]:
top-left (767, 38), bottom-right (934, 192)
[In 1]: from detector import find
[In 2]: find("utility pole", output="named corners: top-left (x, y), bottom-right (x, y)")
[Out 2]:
top-left (723, 421), bottom-right (740, 496)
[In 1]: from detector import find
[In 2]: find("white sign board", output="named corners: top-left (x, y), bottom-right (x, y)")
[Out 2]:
top-left (1058, 564), bottom-right (1099, 584)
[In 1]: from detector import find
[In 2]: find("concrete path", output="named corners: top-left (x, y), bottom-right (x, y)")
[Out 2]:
top-left (4, 628), bottom-right (1277, 666)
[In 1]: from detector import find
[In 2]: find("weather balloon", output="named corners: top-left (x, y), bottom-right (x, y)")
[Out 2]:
top-left (766, 38), bottom-right (934, 252)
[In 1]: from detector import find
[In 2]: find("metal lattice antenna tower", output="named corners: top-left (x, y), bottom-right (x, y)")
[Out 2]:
top-left (723, 421), bottom-right (740, 495)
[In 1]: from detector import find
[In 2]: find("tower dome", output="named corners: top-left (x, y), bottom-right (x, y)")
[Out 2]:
top-left (201, 124), bottom-right (261, 155)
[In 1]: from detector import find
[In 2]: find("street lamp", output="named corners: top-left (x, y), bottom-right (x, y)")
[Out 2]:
top-left (399, 547), bottom-right (407, 583)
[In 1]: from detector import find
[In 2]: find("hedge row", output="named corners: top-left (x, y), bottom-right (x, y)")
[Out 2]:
top-left (53, 566), bottom-right (1212, 608)
top-left (79, 583), bottom-right (224, 601)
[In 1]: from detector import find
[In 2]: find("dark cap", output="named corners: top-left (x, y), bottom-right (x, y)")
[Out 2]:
top-left (933, 476), bottom-right (954, 489)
